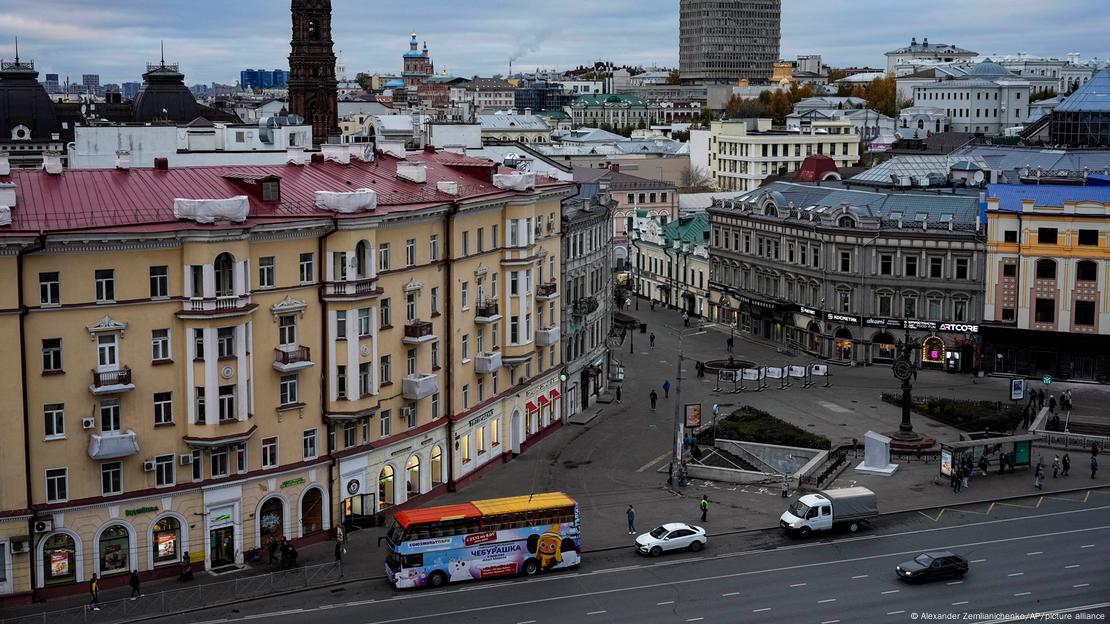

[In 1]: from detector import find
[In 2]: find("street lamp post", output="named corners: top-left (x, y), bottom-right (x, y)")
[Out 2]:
top-left (893, 326), bottom-right (917, 438)
top-left (668, 324), bottom-right (707, 489)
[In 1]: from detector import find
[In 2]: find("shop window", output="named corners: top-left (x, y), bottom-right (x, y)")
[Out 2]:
top-left (431, 446), bottom-right (444, 486)
top-left (922, 337), bottom-right (945, 366)
top-left (1035, 259), bottom-right (1056, 280)
top-left (379, 465), bottom-right (395, 510)
top-left (302, 488), bottom-right (324, 534)
top-left (152, 517), bottom-right (181, 565)
top-left (98, 524), bottom-right (130, 576)
top-left (42, 533), bottom-right (76, 585)
top-left (259, 497), bottom-right (284, 543)
top-left (406, 455), bottom-right (421, 498)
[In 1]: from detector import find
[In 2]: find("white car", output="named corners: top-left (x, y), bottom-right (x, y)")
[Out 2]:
top-left (635, 523), bottom-right (707, 557)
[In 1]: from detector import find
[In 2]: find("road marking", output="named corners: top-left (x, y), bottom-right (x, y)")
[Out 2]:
top-left (686, 619), bottom-right (704, 623)
top-left (789, 582), bottom-right (807, 587)
top-left (818, 598), bottom-right (837, 603)
top-left (887, 611), bottom-right (906, 616)
top-left (1065, 564), bottom-right (1081, 569)
top-left (1074, 583), bottom-right (1090, 588)
top-left (821, 620), bottom-right (841, 624)
top-left (587, 610), bottom-right (607, 616)
top-left (851, 574), bottom-right (868, 579)
top-left (1008, 572), bottom-right (1024, 577)
top-left (722, 592), bottom-right (740, 597)
top-left (1027, 551), bottom-right (1043, 556)
top-left (953, 601), bottom-right (969, 606)
top-left (1014, 592), bottom-right (1032, 597)
top-left (753, 608), bottom-right (772, 613)
top-left (818, 400), bottom-right (851, 414)
top-left (881, 590), bottom-right (899, 595)
top-left (971, 558), bottom-right (987, 563)
top-left (979, 602), bottom-right (1110, 624)
top-left (657, 600), bottom-right (675, 605)
top-left (636, 451), bottom-right (672, 473)
top-left (517, 621), bottom-right (537, 624)
top-left (947, 581), bottom-right (963, 586)
top-left (1080, 544), bottom-right (1095, 548)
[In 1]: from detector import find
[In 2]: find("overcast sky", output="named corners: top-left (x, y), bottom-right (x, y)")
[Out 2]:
top-left (1, 0), bottom-right (1107, 85)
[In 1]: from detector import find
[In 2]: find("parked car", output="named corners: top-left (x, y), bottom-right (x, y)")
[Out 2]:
top-left (635, 523), bottom-right (707, 557)
top-left (896, 551), bottom-right (969, 583)
top-left (780, 487), bottom-right (878, 537)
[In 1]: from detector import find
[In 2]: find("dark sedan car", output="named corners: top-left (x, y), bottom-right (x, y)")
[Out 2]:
top-left (896, 551), bottom-right (969, 583)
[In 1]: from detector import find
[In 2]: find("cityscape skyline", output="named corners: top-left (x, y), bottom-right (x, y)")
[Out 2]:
top-left (0, 0), bottom-right (1107, 86)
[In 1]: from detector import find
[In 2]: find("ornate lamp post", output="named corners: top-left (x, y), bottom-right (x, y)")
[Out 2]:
top-left (889, 326), bottom-right (936, 451)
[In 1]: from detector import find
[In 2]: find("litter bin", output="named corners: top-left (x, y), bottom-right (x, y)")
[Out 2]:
top-left (639, 323), bottom-right (647, 334)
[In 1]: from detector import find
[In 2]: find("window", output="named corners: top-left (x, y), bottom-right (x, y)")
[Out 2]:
top-left (1003, 230), bottom-right (1018, 243)
top-left (39, 272), bottom-right (60, 305)
top-left (1002, 308), bottom-right (1015, 321)
top-left (278, 316), bottom-right (296, 346)
top-left (44, 404), bottom-right (64, 439)
top-left (509, 219), bottom-right (519, 246)
top-left (462, 230), bottom-right (470, 256)
top-left (218, 385), bottom-right (235, 421)
top-left (1078, 229), bottom-right (1099, 246)
top-left (462, 334), bottom-right (470, 361)
top-left (210, 448), bottom-right (229, 478)
top-left (380, 355), bottom-right (392, 384)
top-left (380, 410), bottom-right (391, 437)
top-left (837, 290), bottom-right (851, 313)
top-left (152, 329), bottom-right (171, 361)
top-left (955, 258), bottom-right (969, 280)
top-left (259, 257), bottom-right (275, 288)
top-left (461, 433), bottom-right (471, 463)
top-left (476, 425), bottom-right (486, 454)
top-left (927, 298), bottom-right (942, 320)
top-left (492, 224), bottom-right (499, 248)
top-left (1077, 260), bottom-right (1097, 282)
top-left (356, 307), bottom-right (370, 337)
top-left (879, 255), bottom-right (893, 276)
top-left (299, 253), bottom-right (314, 283)
top-left (45, 468), bottom-right (67, 503)
top-left (477, 227), bottom-right (485, 252)
top-left (280, 374), bottom-right (298, 405)
top-left (336, 309), bottom-right (347, 338)
top-left (380, 298), bottom-right (392, 328)
top-left (954, 299), bottom-right (968, 322)
top-left (1038, 228), bottom-right (1058, 245)
top-left (491, 419), bottom-right (500, 446)
top-left (303, 429), bottom-right (318, 459)
top-left (100, 398), bottom-right (120, 432)
top-left (840, 251), bottom-right (851, 273)
top-left (878, 294), bottom-right (893, 317)
top-left (903, 296), bottom-right (918, 319)
top-left (95, 269), bottom-right (115, 302)
top-left (904, 256), bottom-right (918, 277)
top-left (406, 238), bottom-right (416, 266)
top-left (406, 293), bottom-right (416, 321)
top-left (463, 384), bottom-right (470, 409)
top-left (262, 437), bottom-right (278, 468)
top-left (155, 455), bottom-right (175, 487)
top-left (429, 235), bottom-right (439, 261)
top-left (101, 462), bottom-right (122, 496)
top-left (1035, 259), bottom-right (1057, 280)
top-left (431, 392), bottom-right (440, 418)
top-left (236, 446), bottom-right (247, 473)
top-left (217, 327), bottom-right (235, 358)
top-left (191, 449), bottom-right (202, 481)
top-left (1034, 298), bottom-right (1055, 324)
top-left (461, 281), bottom-right (469, 309)
top-left (405, 405), bottom-right (417, 429)
top-left (406, 349), bottom-right (416, 375)
top-left (149, 266), bottom-right (169, 299)
top-left (378, 243), bottom-right (390, 272)
top-left (1075, 300), bottom-right (1096, 326)
top-left (154, 392), bottom-right (173, 425)
top-left (194, 328), bottom-right (204, 360)
top-left (929, 257), bottom-right (943, 279)
top-left (430, 287), bottom-right (440, 315)
top-left (1002, 263), bottom-right (1016, 277)
top-left (195, 387), bottom-right (205, 424)
top-left (42, 338), bottom-right (62, 372)
top-left (509, 272), bottom-right (519, 295)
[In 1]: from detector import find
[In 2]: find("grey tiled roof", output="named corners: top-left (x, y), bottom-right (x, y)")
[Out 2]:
top-left (729, 182), bottom-right (981, 225)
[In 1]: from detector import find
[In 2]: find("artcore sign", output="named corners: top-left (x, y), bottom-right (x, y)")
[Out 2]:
top-left (861, 317), bottom-right (979, 334)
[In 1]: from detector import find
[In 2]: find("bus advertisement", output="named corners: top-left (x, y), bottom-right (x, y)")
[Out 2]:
top-left (384, 492), bottom-right (581, 589)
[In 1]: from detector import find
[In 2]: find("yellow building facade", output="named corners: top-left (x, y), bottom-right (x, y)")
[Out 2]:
top-left (0, 150), bottom-right (570, 603)
top-left (708, 118), bottom-right (860, 192)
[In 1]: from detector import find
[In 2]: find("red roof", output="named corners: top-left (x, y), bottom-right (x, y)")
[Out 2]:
top-left (793, 154), bottom-right (840, 182)
top-left (0, 150), bottom-right (570, 236)
top-left (393, 502), bottom-right (481, 528)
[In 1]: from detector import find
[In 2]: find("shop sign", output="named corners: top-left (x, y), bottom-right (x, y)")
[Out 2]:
top-left (124, 505), bottom-right (159, 517)
top-left (825, 312), bottom-right (860, 325)
top-left (863, 317), bottom-right (903, 329)
top-left (938, 323), bottom-right (979, 334)
top-left (212, 513), bottom-right (231, 523)
top-left (468, 409), bottom-right (495, 428)
top-left (799, 306), bottom-right (819, 316)
top-left (280, 477), bottom-right (306, 489)
top-left (684, 403), bottom-right (702, 428)
top-left (904, 320), bottom-right (939, 331)
top-left (1010, 378), bottom-right (1026, 401)
top-left (390, 445), bottom-right (413, 457)
top-left (346, 479), bottom-right (361, 496)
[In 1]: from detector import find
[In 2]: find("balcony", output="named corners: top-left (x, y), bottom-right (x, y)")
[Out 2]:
top-left (572, 296), bottom-right (599, 317)
top-left (273, 346), bottom-right (314, 373)
top-left (402, 372), bottom-right (439, 401)
top-left (536, 282), bottom-right (558, 300)
top-left (402, 320), bottom-right (436, 344)
top-left (179, 294), bottom-right (255, 319)
top-left (474, 300), bottom-right (502, 324)
top-left (88, 430), bottom-right (139, 460)
top-left (323, 278), bottom-right (382, 301)
top-left (90, 367), bottom-right (135, 395)
top-left (475, 351), bottom-right (502, 374)
top-left (535, 326), bottom-right (560, 347)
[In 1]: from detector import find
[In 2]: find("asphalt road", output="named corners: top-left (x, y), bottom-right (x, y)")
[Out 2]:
top-left (178, 502), bottom-right (1110, 624)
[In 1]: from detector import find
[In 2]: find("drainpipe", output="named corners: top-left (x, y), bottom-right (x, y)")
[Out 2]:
top-left (444, 202), bottom-right (458, 492)
top-left (318, 220), bottom-right (339, 533)
top-left (18, 233), bottom-right (46, 602)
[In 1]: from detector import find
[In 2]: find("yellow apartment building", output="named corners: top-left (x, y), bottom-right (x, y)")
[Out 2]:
top-left (0, 147), bottom-right (571, 603)
top-left (708, 118), bottom-right (860, 192)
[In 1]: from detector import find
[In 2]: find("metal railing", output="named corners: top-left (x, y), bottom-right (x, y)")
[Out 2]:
top-left (1, 561), bottom-right (343, 624)
top-left (92, 367), bottom-right (132, 388)
top-left (274, 346), bottom-right (311, 365)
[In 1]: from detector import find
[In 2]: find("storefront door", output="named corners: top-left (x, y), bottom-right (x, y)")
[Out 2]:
top-left (210, 526), bottom-right (235, 568)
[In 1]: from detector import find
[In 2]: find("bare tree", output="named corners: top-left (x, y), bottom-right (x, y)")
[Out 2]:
top-left (681, 164), bottom-right (714, 191)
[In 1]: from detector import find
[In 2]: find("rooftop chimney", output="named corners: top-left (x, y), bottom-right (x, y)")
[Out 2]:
top-left (321, 144), bottom-right (350, 165)
top-left (0, 182), bottom-right (15, 208)
top-left (396, 161), bottom-right (427, 183)
top-left (0, 153), bottom-right (10, 176)
top-left (287, 146), bottom-right (306, 166)
top-left (154, 157), bottom-right (169, 171)
top-left (42, 152), bottom-right (63, 175)
top-left (115, 150), bottom-right (131, 171)
top-left (436, 180), bottom-right (459, 195)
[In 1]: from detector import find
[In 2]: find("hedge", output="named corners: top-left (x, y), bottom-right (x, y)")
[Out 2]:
top-left (699, 406), bottom-right (831, 450)
top-left (880, 393), bottom-right (1025, 433)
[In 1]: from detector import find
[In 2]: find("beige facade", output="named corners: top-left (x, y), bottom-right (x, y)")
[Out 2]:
top-left (708, 119), bottom-right (860, 192)
top-left (0, 153), bottom-right (572, 602)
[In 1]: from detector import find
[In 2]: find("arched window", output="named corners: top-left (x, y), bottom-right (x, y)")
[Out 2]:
top-left (152, 517), bottom-right (181, 565)
top-left (214, 252), bottom-right (235, 296)
top-left (379, 465), bottom-right (395, 510)
top-left (99, 524), bottom-right (130, 575)
top-left (406, 455), bottom-right (421, 498)
top-left (42, 533), bottom-right (77, 585)
top-left (1077, 260), bottom-right (1097, 281)
top-left (1035, 258), bottom-right (1057, 280)
top-left (837, 216), bottom-right (856, 228)
top-left (355, 241), bottom-right (370, 278)
top-left (918, 119), bottom-right (925, 129)
top-left (301, 488), bottom-right (324, 535)
top-left (763, 203), bottom-right (777, 217)
top-left (259, 498), bottom-right (285, 542)
top-left (431, 446), bottom-right (443, 486)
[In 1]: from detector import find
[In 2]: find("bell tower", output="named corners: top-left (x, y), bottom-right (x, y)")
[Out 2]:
top-left (288, 0), bottom-right (338, 146)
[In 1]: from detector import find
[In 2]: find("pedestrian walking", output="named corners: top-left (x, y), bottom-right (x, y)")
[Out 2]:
top-left (1063, 453), bottom-right (1071, 477)
top-left (650, 390), bottom-right (658, 410)
top-left (978, 455), bottom-right (989, 477)
top-left (87, 573), bottom-right (100, 611)
top-left (954, 467), bottom-right (963, 493)
top-left (726, 336), bottom-right (734, 353)
top-left (334, 540), bottom-right (344, 562)
top-left (699, 495), bottom-right (710, 522)
top-left (1034, 459), bottom-right (1044, 489)
top-left (649, 333), bottom-right (656, 350)
top-left (616, 386), bottom-right (622, 403)
top-left (179, 552), bottom-right (194, 582)
top-left (267, 535), bottom-right (279, 564)
top-left (650, 300), bottom-right (656, 311)
top-left (1052, 455), bottom-right (1060, 478)
top-left (781, 477), bottom-right (790, 498)
top-left (1092, 455), bottom-right (1099, 479)
top-left (1049, 394), bottom-right (1057, 415)
top-left (129, 569), bottom-right (142, 599)
top-left (663, 380), bottom-right (671, 399)
top-left (683, 311), bottom-right (690, 327)
top-left (627, 505), bottom-right (636, 535)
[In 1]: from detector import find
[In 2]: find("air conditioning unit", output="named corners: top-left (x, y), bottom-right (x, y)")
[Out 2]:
top-left (10, 540), bottom-right (30, 554)
top-left (81, 417), bottom-right (96, 430)
top-left (142, 460), bottom-right (156, 472)
top-left (179, 454), bottom-right (193, 466)
top-left (400, 406), bottom-right (415, 420)
top-left (33, 518), bottom-right (53, 534)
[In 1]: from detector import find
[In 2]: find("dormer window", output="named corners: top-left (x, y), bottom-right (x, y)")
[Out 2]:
top-left (262, 180), bottom-right (281, 202)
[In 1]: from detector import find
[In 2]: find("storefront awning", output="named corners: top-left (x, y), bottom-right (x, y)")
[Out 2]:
top-left (537, 395), bottom-right (550, 407)
top-left (526, 401), bottom-right (538, 412)
top-left (550, 389), bottom-right (561, 400)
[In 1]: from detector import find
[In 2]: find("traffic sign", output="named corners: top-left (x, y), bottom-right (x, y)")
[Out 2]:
top-left (1042, 375), bottom-right (1053, 385)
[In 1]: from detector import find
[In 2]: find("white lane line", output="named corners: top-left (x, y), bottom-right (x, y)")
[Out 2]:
top-left (722, 592), bottom-right (740, 597)
top-left (1065, 564), bottom-right (1081, 569)
top-left (822, 620), bottom-right (841, 624)
top-left (636, 451), bottom-right (672, 473)
top-left (887, 611), bottom-right (906, 616)
top-left (971, 558), bottom-right (987, 563)
top-left (818, 598), bottom-right (837, 603)
top-left (1075, 583), bottom-right (1090, 588)
top-left (851, 574), bottom-right (868, 579)
top-left (947, 581), bottom-right (963, 585)
top-left (1080, 544), bottom-right (1095, 548)
top-left (517, 621), bottom-right (537, 624)
top-left (686, 619), bottom-right (704, 623)
top-left (881, 590), bottom-right (900, 595)
top-left (1008, 572), bottom-right (1025, 577)
top-left (953, 601), bottom-right (969, 606)
top-left (753, 607), bottom-right (772, 613)
top-left (587, 611), bottom-right (607, 616)
top-left (657, 600), bottom-right (675, 605)
top-left (790, 582), bottom-right (807, 587)
top-left (1026, 551), bottom-right (1044, 555)
top-left (1014, 592), bottom-right (1032, 597)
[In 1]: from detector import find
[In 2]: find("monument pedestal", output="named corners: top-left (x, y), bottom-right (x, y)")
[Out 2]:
top-left (855, 430), bottom-right (899, 476)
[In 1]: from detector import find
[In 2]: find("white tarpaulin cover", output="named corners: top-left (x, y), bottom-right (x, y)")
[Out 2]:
top-left (88, 431), bottom-right (140, 460)
top-left (742, 368), bottom-right (762, 380)
top-left (788, 365), bottom-right (807, 378)
top-left (493, 172), bottom-right (536, 191)
top-left (0, 206), bottom-right (10, 227)
top-left (315, 188), bottom-right (378, 213)
top-left (766, 366), bottom-right (783, 379)
top-left (810, 364), bottom-right (829, 376)
top-left (173, 196), bottom-right (249, 223)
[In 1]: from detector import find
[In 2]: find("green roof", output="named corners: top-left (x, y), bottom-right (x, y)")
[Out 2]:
top-left (661, 213), bottom-right (710, 246)
top-left (571, 93), bottom-right (649, 107)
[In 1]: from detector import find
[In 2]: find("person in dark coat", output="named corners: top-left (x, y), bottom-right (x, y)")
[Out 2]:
top-left (663, 380), bottom-right (671, 398)
top-left (87, 573), bottom-right (100, 611)
top-left (699, 495), bottom-right (710, 522)
top-left (129, 569), bottom-right (142, 599)
top-left (1092, 455), bottom-right (1099, 479)
top-left (650, 390), bottom-right (658, 410)
top-left (267, 536), bottom-right (279, 564)
top-left (1062, 453), bottom-right (1071, 477)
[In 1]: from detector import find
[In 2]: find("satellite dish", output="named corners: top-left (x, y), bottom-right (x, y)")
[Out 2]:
top-left (973, 170), bottom-right (985, 184)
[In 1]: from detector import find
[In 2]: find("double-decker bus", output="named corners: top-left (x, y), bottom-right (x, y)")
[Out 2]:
top-left (384, 492), bottom-right (581, 589)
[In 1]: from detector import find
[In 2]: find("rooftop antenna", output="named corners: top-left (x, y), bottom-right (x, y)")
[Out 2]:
top-left (13, 36), bottom-right (18, 64)
top-left (160, 40), bottom-right (165, 67)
